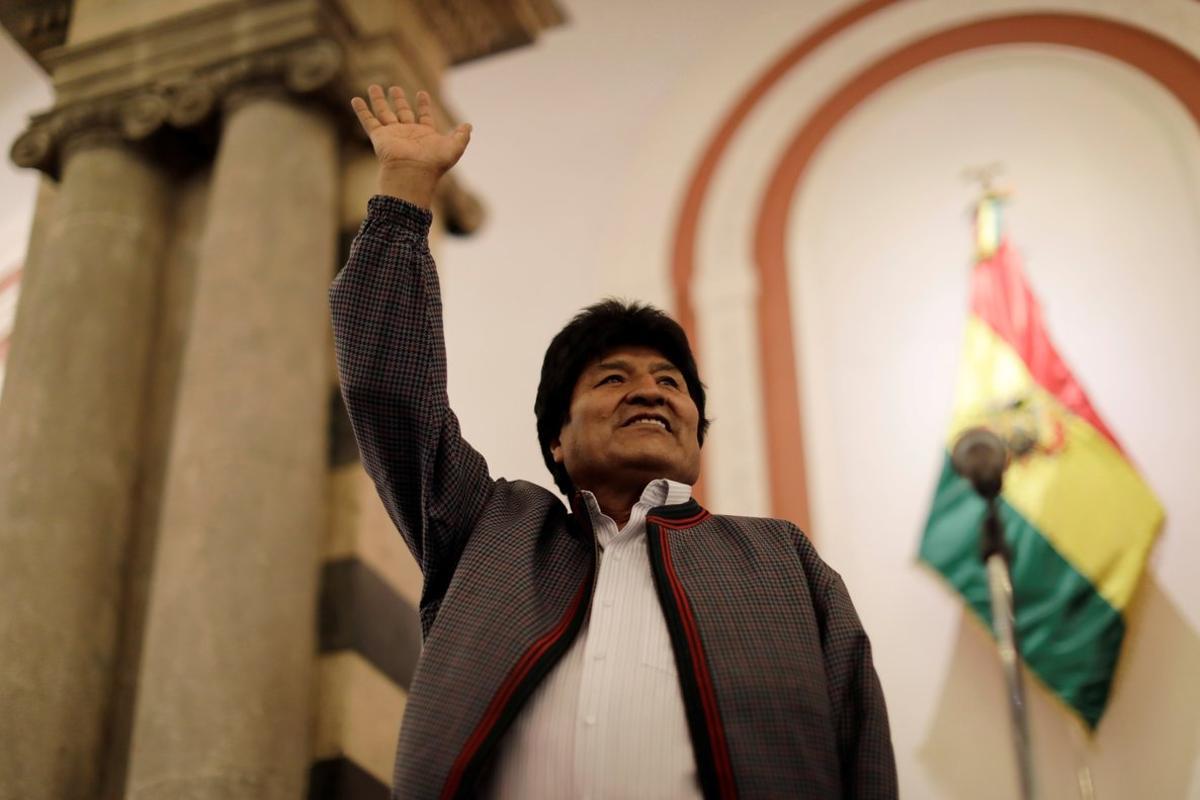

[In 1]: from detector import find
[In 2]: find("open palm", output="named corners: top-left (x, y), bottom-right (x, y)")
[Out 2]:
top-left (351, 85), bottom-right (471, 176)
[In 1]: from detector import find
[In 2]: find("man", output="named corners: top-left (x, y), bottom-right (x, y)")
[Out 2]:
top-left (332, 85), bottom-right (897, 799)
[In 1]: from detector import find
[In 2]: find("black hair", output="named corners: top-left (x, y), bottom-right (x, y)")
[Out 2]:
top-left (534, 299), bottom-right (710, 495)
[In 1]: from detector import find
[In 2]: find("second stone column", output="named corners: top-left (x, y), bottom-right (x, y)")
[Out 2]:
top-left (125, 89), bottom-right (337, 800)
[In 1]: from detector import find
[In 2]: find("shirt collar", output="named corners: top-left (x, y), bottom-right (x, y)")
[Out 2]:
top-left (579, 478), bottom-right (693, 528)
top-left (638, 478), bottom-right (693, 508)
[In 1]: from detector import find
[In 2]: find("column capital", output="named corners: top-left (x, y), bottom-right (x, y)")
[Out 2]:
top-left (6, 0), bottom-right (563, 214)
top-left (11, 89), bottom-right (171, 168)
top-left (10, 37), bottom-right (344, 176)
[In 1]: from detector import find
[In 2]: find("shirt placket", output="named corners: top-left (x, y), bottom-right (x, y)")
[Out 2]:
top-left (574, 503), bottom-right (647, 800)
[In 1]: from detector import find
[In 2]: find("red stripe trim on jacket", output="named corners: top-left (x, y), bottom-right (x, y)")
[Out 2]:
top-left (660, 509), bottom-right (710, 527)
top-left (652, 512), bottom-right (737, 799)
top-left (440, 577), bottom-right (591, 799)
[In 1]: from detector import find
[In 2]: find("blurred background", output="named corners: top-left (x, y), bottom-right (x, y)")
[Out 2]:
top-left (1, 0), bottom-right (1198, 798)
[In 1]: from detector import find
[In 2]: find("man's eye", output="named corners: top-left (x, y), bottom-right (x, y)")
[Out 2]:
top-left (598, 374), bottom-right (623, 386)
top-left (659, 376), bottom-right (680, 388)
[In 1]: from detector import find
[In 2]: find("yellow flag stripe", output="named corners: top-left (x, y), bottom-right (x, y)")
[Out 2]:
top-left (948, 317), bottom-right (1164, 611)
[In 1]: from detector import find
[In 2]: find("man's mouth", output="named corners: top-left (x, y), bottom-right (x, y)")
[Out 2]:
top-left (622, 413), bottom-right (672, 432)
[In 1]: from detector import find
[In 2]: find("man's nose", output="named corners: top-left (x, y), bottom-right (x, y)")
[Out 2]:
top-left (626, 375), bottom-right (667, 404)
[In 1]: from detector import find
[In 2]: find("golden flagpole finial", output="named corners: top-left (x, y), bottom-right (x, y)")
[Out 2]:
top-left (963, 163), bottom-right (1011, 261)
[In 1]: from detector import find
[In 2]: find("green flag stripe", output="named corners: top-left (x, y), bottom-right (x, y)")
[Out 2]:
top-left (919, 453), bottom-right (1124, 728)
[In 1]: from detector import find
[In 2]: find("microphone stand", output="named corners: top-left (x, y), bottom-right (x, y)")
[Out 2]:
top-left (980, 497), bottom-right (1034, 800)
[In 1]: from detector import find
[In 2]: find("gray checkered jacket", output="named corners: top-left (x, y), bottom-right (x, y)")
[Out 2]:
top-left (330, 196), bottom-right (897, 799)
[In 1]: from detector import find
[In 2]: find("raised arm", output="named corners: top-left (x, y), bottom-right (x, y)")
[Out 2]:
top-left (330, 85), bottom-right (490, 585)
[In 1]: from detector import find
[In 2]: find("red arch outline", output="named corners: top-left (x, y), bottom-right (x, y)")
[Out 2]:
top-left (673, 9), bottom-right (1200, 530)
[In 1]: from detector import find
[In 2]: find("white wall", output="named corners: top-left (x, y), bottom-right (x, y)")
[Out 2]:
top-left (438, 0), bottom-right (802, 492)
top-left (0, 29), bottom-right (53, 397)
top-left (2, 0), bottom-right (1196, 794)
top-left (442, 0), bottom-right (1200, 797)
top-left (791, 46), bottom-right (1200, 799)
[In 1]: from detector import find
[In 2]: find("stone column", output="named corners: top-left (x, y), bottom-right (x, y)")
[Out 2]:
top-left (124, 88), bottom-right (337, 800)
top-left (101, 167), bottom-right (212, 800)
top-left (0, 134), bottom-right (171, 798)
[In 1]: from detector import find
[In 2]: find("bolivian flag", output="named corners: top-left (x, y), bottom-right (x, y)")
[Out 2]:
top-left (919, 195), bottom-right (1164, 728)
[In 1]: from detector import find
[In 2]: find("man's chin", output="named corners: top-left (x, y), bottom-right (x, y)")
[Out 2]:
top-left (609, 451), bottom-right (698, 486)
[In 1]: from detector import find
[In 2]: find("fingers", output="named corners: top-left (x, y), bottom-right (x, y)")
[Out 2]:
top-left (349, 96), bottom-right (380, 134)
top-left (390, 86), bottom-right (415, 124)
top-left (351, 86), bottom-right (455, 137)
top-left (416, 91), bottom-right (435, 127)
top-left (367, 84), bottom-right (399, 125)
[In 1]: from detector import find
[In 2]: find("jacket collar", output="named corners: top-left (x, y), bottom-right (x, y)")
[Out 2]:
top-left (648, 496), bottom-right (708, 527)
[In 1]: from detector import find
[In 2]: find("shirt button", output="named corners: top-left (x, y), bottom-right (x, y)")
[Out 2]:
top-left (602, 598), bottom-right (613, 608)
top-left (584, 715), bottom-right (597, 726)
top-left (593, 651), bottom-right (606, 661)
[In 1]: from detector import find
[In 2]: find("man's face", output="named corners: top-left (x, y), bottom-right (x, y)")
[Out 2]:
top-left (551, 346), bottom-right (702, 492)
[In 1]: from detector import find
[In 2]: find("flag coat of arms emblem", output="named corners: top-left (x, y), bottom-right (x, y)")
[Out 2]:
top-left (919, 195), bottom-right (1164, 728)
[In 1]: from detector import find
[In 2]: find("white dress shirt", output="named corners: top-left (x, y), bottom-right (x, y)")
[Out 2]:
top-left (484, 479), bottom-right (702, 799)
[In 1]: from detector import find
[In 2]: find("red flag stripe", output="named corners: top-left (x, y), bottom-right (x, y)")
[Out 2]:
top-left (969, 240), bottom-right (1123, 453)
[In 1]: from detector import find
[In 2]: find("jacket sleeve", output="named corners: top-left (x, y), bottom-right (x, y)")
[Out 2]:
top-left (329, 195), bottom-right (493, 588)
top-left (794, 530), bottom-right (898, 799)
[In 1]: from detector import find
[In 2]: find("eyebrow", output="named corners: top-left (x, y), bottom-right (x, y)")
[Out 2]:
top-left (593, 359), bottom-right (681, 374)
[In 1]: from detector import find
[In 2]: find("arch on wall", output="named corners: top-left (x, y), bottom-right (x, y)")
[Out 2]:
top-left (672, 5), bottom-right (1200, 530)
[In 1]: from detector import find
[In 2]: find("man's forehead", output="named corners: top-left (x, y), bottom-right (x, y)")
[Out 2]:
top-left (588, 346), bottom-right (680, 372)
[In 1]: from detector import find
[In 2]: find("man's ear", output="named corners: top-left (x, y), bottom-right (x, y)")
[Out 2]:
top-left (550, 438), bottom-right (563, 464)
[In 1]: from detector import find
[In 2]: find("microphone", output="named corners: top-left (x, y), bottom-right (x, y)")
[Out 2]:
top-left (951, 426), bottom-right (1033, 797)
top-left (951, 427), bottom-right (1009, 500)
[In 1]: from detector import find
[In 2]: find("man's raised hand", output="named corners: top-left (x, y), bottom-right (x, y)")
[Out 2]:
top-left (350, 85), bottom-right (472, 208)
